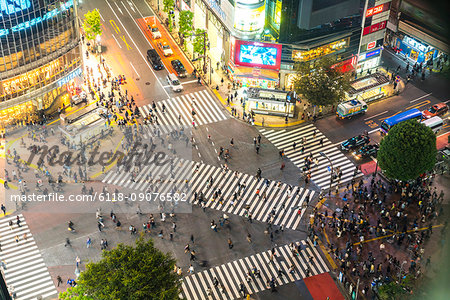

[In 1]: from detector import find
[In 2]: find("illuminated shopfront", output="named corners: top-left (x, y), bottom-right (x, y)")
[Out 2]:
top-left (228, 38), bottom-right (281, 89)
top-left (292, 38), bottom-right (349, 62)
top-left (246, 88), bottom-right (295, 117)
top-left (0, 0), bottom-right (81, 128)
top-left (395, 36), bottom-right (437, 63)
top-left (0, 51), bottom-right (81, 102)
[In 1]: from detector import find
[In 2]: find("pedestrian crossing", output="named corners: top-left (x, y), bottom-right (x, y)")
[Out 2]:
top-left (259, 124), bottom-right (361, 190)
top-left (0, 214), bottom-right (57, 300)
top-left (138, 90), bottom-right (228, 134)
top-left (181, 239), bottom-right (329, 300)
top-left (102, 158), bottom-right (314, 230)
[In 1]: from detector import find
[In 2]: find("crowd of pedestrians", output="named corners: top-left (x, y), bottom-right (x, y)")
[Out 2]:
top-left (310, 172), bottom-right (446, 298)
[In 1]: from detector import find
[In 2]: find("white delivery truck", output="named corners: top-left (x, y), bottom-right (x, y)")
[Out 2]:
top-left (336, 99), bottom-right (368, 119)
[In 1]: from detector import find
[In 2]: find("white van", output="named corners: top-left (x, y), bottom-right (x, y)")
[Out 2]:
top-left (422, 116), bottom-right (443, 134)
top-left (167, 73), bottom-right (183, 92)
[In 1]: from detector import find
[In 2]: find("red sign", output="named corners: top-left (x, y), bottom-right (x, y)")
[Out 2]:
top-left (366, 2), bottom-right (390, 18)
top-left (367, 41), bottom-right (376, 50)
top-left (363, 21), bottom-right (387, 36)
top-left (366, 4), bottom-right (383, 17)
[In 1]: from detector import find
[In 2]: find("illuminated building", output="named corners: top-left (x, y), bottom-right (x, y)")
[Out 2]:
top-left (385, 0), bottom-right (448, 64)
top-left (0, 0), bottom-right (82, 128)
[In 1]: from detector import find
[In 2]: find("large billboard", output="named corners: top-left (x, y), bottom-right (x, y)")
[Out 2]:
top-left (234, 40), bottom-right (282, 70)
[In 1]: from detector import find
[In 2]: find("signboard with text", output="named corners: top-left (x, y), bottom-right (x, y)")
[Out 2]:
top-left (366, 2), bottom-right (390, 18)
top-left (363, 21), bottom-right (387, 36)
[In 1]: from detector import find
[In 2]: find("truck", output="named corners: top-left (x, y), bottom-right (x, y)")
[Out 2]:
top-left (336, 99), bottom-right (368, 119)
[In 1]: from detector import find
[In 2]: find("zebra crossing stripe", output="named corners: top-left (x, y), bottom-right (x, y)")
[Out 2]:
top-left (0, 215), bottom-right (57, 300)
top-left (181, 240), bottom-right (329, 300)
top-left (102, 159), bottom-right (313, 230)
top-left (259, 125), bottom-right (361, 190)
top-left (138, 90), bottom-right (228, 130)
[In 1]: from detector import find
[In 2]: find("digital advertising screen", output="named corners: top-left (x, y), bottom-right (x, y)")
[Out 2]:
top-left (234, 40), bottom-right (282, 70)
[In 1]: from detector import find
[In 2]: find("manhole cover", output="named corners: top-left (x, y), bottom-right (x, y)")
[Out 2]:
top-left (136, 78), bottom-right (140, 81)
top-left (145, 82), bottom-right (150, 85)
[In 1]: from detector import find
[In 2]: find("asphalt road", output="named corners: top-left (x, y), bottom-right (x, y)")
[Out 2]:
top-left (81, 0), bottom-right (205, 106)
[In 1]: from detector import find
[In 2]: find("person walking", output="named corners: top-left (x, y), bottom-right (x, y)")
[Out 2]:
top-left (86, 237), bottom-right (91, 248)
top-left (56, 275), bottom-right (63, 287)
top-left (1, 204), bottom-right (5, 215)
top-left (228, 238), bottom-right (233, 249)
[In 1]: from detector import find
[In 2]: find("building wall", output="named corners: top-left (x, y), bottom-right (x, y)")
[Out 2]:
top-left (0, 0), bottom-right (81, 125)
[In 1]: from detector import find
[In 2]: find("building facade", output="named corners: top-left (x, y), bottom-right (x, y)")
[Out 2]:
top-left (385, 0), bottom-right (448, 65)
top-left (357, 0), bottom-right (391, 72)
top-left (175, 0), bottom-right (392, 89)
top-left (0, 0), bottom-right (82, 128)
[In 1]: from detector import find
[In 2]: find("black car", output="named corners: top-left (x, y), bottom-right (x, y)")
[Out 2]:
top-left (147, 49), bottom-right (164, 70)
top-left (353, 144), bottom-right (379, 160)
top-left (341, 135), bottom-right (370, 151)
top-left (171, 59), bottom-right (187, 78)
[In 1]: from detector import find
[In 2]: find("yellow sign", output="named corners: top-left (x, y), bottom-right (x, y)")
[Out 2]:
top-left (292, 38), bottom-right (349, 61)
top-left (3, 60), bottom-right (60, 88)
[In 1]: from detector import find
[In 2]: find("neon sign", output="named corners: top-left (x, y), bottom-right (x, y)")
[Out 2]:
top-left (0, 0), bottom-right (73, 37)
top-left (0, 0), bottom-right (31, 15)
top-left (366, 2), bottom-right (390, 18)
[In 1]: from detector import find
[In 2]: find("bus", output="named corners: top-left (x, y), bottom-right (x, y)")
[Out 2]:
top-left (421, 116), bottom-right (444, 134)
top-left (380, 108), bottom-right (423, 134)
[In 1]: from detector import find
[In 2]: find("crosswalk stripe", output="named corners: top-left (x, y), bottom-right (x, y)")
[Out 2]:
top-left (0, 214), bottom-right (57, 300)
top-left (102, 159), bottom-right (313, 230)
top-left (180, 240), bottom-right (329, 300)
top-left (259, 125), bottom-right (362, 190)
top-left (139, 91), bottom-right (228, 133)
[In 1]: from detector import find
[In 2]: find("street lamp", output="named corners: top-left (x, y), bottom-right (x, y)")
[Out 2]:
top-left (319, 152), bottom-right (333, 194)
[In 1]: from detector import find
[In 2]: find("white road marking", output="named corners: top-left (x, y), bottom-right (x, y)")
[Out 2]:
top-left (130, 62), bottom-right (140, 77)
top-left (104, 0), bottom-right (169, 97)
top-left (410, 93), bottom-right (432, 103)
top-left (99, 11), bottom-right (105, 21)
top-left (114, 1), bottom-right (123, 14)
top-left (368, 128), bottom-right (380, 134)
top-left (364, 110), bottom-right (388, 121)
top-left (112, 34), bottom-right (122, 48)
top-left (183, 79), bottom-right (201, 84)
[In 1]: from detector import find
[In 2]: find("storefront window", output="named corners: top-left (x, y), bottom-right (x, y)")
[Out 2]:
top-left (0, 49), bottom-right (81, 102)
top-left (410, 49), bottom-right (419, 61)
top-left (292, 38), bottom-right (349, 62)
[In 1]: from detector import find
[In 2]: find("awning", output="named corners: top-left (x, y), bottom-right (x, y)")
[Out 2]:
top-left (399, 20), bottom-right (449, 52)
top-left (229, 65), bottom-right (279, 81)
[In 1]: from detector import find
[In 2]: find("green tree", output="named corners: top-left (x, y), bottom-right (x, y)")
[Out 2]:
top-left (377, 119), bottom-right (437, 181)
top-left (163, 0), bottom-right (175, 31)
top-left (82, 9), bottom-right (103, 41)
top-left (292, 56), bottom-right (351, 107)
top-left (178, 10), bottom-right (194, 38)
top-left (378, 275), bottom-right (415, 300)
top-left (193, 28), bottom-right (207, 56)
top-left (59, 237), bottom-right (180, 300)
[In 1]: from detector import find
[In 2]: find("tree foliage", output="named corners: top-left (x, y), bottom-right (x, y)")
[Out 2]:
top-left (193, 29), bottom-right (207, 56)
top-left (82, 9), bottom-right (103, 41)
top-left (378, 275), bottom-right (415, 300)
top-left (162, 0), bottom-right (174, 13)
top-left (178, 10), bottom-right (194, 38)
top-left (59, 237), bottom-right (180, 300)
top-left (292, 56), bottom-right (351, 106)
top-left (378, 119), bottom-right (437, 181)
